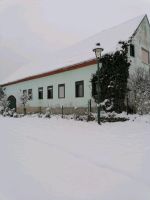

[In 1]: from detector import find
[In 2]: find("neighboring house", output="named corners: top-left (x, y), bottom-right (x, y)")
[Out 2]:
top-left (1, 14), bottom-right (150, 114)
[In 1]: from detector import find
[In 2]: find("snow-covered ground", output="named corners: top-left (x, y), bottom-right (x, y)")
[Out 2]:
top-left (0, 115), bottom-right (150, 200)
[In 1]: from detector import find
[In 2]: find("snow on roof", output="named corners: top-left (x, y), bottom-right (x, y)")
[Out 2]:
top-left (1, 14), bottom-right (145, 85)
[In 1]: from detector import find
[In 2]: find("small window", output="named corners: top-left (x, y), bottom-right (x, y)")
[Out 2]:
top-left (58, 84), bottom-right (65, 98)
top-left (130, 44), bottom-right (135, 57)
top-left (28, 89), bottom-right (32, 100)
top-left (75, 81), bottom-right (84, 97)
top-left (23, 90), bottom-right (27, 95)
top-left (92, 81), bottom-right (98, 96)
top-left (141, 48), bottom-right (149, 64)
top-left (38, 87), bottom-right (43, 99)
top-left (47, 86), bottom-right (53, 99)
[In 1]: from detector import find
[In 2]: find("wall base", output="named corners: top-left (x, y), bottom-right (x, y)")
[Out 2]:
top-left (17, 106), bottom-right (97, 115)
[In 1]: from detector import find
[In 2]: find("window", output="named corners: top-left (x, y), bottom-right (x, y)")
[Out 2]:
top-left (38, 87), bottom-right (43, 99)
top-left (92, 81), bottom-right (98, 96)
top-left (23, 90), bottom-right (27, 95)
top-left (141, 48), bottom-right (149, 64)
top-left (47, 86), bottom-right (53, 99)
top-left (130, 44), bottom-right (135, 57)
top-left (58, 84), bottom-right (65, 98)
top-left (28, 89), bottom-right (32, 100)
top-left (75, 81), bottom-right (84, 97)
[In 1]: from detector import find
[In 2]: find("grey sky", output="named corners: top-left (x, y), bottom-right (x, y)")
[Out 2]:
top-left (0, 0), bottom-right (150, 80)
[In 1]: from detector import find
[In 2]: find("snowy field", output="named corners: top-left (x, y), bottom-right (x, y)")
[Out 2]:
top-left (0, 115), bottom-right (150, 200)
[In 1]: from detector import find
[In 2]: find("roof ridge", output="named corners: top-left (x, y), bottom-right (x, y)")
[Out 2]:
top-left (100, 14), bottom-right (145, 33)
top-left (1, 14), bottom-right (147, 86)
top-left (56, 14), bottom-right (146, 53)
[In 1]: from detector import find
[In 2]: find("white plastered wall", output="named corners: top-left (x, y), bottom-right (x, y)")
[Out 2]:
top-left (129, 16), bottom-right (150, 73)
top-left (4, 64), bottom-right (97, 109)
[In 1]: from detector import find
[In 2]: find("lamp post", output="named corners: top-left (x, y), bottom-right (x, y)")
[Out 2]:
top-left (93, 43), bottom-right (103, 125)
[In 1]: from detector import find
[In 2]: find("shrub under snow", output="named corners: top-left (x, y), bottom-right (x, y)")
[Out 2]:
top-left (128, 67), bottom-right (150, 114)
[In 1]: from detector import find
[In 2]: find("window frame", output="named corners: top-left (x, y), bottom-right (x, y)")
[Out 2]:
top-left (47, 86), bottom-right (53, 99)
top-left (141, 48), bottom-right (149, 65)
top-left (28, 89), bottom-right (33, 100)
top-left (38, 87), bottom-right (43, 100)
top-left (130, 44), bottom-right (135, 57)
top-left (92, 81), bottom-right (98, 97)
top-left (23, 89), bottom-right (27, 95)
top-left (75, 80), bottom-right (84, 98)
top-left (58, 84), bottom-right (65, 99)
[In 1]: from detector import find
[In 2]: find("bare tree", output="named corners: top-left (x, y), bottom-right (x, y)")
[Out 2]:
top-left (0, 87), bottom-right (4, 100)
top-left (20, 91), bottom-right (29, 115)
top-left (0, 87), bottom-right (9, 114)
top-left (128, 67), bottom-right (150, 114)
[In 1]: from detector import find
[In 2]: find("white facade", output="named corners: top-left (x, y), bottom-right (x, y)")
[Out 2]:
top-left (4, 64), bottom-right (97, 112)
top-left (2, 15), bottom-right (150, 113)
top-left (129, 16), bottom-right (150, 73)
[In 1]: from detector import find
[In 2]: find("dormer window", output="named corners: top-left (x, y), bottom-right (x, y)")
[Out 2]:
top-left (130, 44), bottom-right (135, 57)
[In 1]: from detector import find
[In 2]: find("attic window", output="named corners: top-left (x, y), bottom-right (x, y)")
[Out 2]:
top-left (141, 48), bottom-right (149, 64)
top-left (130, 44), bottom-right (135, 57)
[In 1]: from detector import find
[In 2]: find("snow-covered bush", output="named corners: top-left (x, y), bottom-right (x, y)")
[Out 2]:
top-left (2, 107), bottom-right (17, 117)
top-left (128, 67), bottom-right (150, 114)
top-left (44, 107), bottom-right (51, 118)
top-left (0, 89), bottom-right (17, 117)
top-left (100, 99), bottom-right (114, 112)
top-left (13, 112), bottom-right (18, 118)
top-left (86, 113), bottom-right (95, 122)
top-left (0, 87), bottom-right (9, 115)
top-left (0, 87), bottom-right (4, 99)
top-left (38, 113), bottom-right (43, 118)
top-left (0, 96), bottom-right (9, 111)
top-left (73, 107), bottom-right (87, 121)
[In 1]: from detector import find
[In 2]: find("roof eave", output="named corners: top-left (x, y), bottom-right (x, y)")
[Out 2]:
top-left (1, 59), bottom-right (96, 87)
top-left (130, 14), bottom-right (148, 41)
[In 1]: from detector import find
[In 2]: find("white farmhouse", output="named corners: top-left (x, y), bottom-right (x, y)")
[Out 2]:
top-left (1, 14), bottom-right (150, 114)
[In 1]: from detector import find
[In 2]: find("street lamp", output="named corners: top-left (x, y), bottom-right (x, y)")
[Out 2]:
top-left (93, 43), bottom-right (103, 125)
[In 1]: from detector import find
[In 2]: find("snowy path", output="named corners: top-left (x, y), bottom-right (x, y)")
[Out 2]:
top-left (0, 116), bottom-right (150, 200)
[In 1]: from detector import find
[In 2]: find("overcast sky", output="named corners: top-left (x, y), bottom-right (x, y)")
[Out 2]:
top-left (0, 0), bottom-right (150, 81)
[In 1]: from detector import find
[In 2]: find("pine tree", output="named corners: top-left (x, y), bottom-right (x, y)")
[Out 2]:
top-left (91, 41), bottom-right (130, 113)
